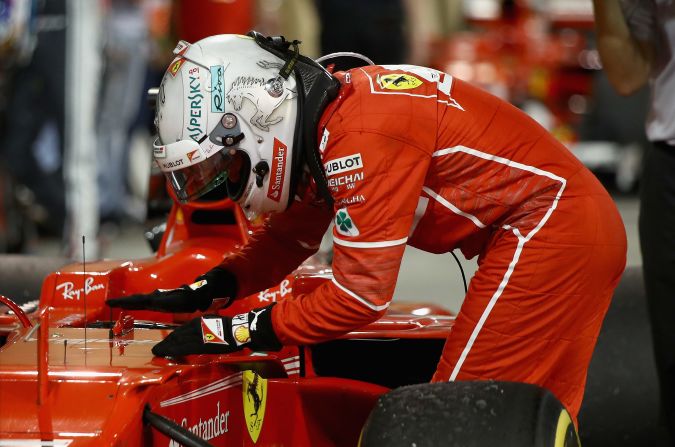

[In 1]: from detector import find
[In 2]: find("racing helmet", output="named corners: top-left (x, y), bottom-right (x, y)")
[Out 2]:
top-left (154, 34), bottom-right (299, 219)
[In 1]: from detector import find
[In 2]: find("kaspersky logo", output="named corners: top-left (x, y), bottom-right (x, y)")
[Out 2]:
top-left (267, 138), bottom-right (287, 202)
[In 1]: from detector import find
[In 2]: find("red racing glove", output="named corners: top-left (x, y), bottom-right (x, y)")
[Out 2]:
top-left (151, 304), bottom-right (281, 357)
top-left (106, 267), bottom-right (237, 313)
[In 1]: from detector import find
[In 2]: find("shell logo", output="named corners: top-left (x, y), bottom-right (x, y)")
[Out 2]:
top-left (234, 326), bottom-right (250, 344)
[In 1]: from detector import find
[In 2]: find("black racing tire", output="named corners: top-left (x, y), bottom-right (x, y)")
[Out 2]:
top-left (578, 266), bottom-right (670, 445)
top-left (360, 381), bottom-right (579, 447)
top-left (0, 255), bottom-right (70, 305)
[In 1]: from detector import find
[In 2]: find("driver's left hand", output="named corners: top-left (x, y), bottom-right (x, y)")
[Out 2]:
top-left (151, 304), bottom-right (281, 357)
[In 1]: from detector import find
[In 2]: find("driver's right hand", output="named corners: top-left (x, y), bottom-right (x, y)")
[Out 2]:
top-left (106, 267), bottom-right (237, 313)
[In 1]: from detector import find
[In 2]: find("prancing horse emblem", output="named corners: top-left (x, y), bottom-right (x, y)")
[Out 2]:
top-left (242, 370), bottom-right (268, 443)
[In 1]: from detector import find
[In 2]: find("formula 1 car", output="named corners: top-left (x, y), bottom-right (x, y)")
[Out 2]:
top-left (0, 191), bottom-right (608, 447)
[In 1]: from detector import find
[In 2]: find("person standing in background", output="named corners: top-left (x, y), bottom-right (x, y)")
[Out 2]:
top-left (316, 0), bottom-right (465, 67)
top-left (2, 0), bottom-right (68, 244)
top-left (97, 0), bottom-right (149, 225)
top-left (1, 0), bottom-right (102, 260)
top-left (592, 1), bottom-right (675, 443)
top-left (316, 0), bottom-right (407, 64)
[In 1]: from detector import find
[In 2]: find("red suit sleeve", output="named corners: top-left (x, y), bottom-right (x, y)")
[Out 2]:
top-left (218, 194), bottom-right (333, 298)
top-left (271, 131), bottom-right (431, 345)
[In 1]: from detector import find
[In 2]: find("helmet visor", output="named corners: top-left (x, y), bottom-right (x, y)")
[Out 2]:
top-left (154, 138), bottom-right (250, 203)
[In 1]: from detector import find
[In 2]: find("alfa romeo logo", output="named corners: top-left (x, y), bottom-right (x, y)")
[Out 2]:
top-left (336, 211), bottom-right (352, 233)
top-left (335, 208), bottom-right (360, 237)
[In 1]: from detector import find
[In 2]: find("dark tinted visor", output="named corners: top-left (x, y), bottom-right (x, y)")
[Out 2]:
top-left (162, 149), bottom-right (250, 203)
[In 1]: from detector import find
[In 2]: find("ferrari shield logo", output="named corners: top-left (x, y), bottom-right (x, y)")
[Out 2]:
top-left (200, 317), bottom-right (228, 345)
top-left (243, 370), bottom-right (267, 443)
top-left (377, 73), bottom-right (423, 90)
top-left (168, 57), bottom-right (185, 77)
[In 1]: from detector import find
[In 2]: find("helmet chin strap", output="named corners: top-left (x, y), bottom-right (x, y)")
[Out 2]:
top-left (248, 31), bottom-right (340, 208)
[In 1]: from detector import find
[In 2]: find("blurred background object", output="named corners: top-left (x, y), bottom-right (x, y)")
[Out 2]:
top-left (0, 0), bottom-right (102, 259)
top-left (97, 0), bottom-right (150, 228)
top-left (317, 0), bottom-right (407, 64)
top-left (592, 1), bottom-right (675, 445)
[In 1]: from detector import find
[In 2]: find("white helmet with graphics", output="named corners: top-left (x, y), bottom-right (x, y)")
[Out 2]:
top-left (154, 34), bottom-right (299, 219)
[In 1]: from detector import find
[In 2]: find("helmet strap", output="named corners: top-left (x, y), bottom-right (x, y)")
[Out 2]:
top-left (279, 40), bottom-right (299, 79)
top-left (248, 31), bottom-right (340, 208)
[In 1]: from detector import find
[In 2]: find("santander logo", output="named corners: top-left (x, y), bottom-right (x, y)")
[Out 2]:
top-left (267, 138), bottom-right (287, 202)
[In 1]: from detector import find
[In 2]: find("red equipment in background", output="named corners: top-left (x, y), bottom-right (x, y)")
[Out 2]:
top-left (430, 0), bottom-right (597, 145)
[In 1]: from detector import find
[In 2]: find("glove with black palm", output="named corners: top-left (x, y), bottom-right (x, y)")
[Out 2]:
top-left (151, 304), bottom-right (281, 357)
top-left (106, 267), bottom-right (237, 313)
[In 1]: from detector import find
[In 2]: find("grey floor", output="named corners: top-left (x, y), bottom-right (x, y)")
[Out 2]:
top-left (33, 194), bottom-right (640, 314)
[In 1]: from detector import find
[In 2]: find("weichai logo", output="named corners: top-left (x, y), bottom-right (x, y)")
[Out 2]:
top-left (267, 138), bottom-right (287, 202)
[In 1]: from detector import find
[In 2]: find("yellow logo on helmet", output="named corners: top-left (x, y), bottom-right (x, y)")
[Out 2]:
top-left (243, 370), bottom-right (268, 443)
top-left (169, 57), bottom-right (185, 78)
top-left (377, 73), bottom-right (423, 90)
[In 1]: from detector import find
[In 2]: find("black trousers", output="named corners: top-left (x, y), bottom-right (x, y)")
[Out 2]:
top-left (640, 140), bottom-right (675, 443)
top-left (2, 0), bottom-right (67, 236)
top-left (316, 0), bottom-right (407, 65)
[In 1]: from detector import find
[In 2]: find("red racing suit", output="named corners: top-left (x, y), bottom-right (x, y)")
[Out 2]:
top-left (219, 65), bottom-right (627, 419)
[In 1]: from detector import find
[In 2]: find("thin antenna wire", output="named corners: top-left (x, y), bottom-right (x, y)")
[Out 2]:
top-left (108, 304), bottom-right (114, 339)
top-left (82, 235), bottom-right (87, 360)
top-left (109, 255), bottom-right (114, 338)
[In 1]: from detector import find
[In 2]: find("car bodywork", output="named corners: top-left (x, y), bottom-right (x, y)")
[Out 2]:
top-left (0, 199), bottom-right (454, 446)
